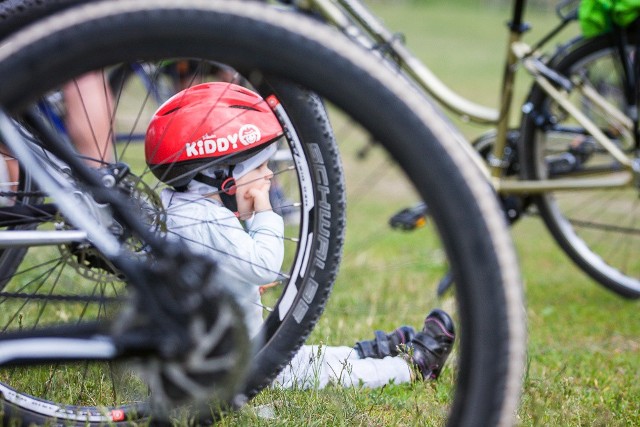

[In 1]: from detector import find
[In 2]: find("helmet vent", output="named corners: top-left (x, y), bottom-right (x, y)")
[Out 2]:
top-left (229, 105), bottom-right (259, 111)
top-left (159, 106), bottom-right (182, 116)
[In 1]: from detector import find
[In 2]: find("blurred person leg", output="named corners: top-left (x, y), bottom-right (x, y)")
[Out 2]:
top-left (63, 71), bottom-right (114, 165)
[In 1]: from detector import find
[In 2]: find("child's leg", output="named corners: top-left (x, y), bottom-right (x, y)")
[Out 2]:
top-left (273, 344), bottom-right (411, 390)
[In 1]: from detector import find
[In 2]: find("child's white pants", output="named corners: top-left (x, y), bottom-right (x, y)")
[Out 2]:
top-left (273, 345), bottom-right (412, 389)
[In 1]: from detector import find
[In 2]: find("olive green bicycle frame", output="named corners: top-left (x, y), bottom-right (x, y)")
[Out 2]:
top-left (301, 0), bottom-right (637, 194)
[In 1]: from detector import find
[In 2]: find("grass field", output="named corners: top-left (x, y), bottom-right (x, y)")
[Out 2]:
top-left (3, 1), bottom-right (637, 425)
top-left (215, 1), bottom-right (640, 425)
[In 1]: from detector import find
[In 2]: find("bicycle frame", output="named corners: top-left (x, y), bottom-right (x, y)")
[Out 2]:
top-left (0, 110), bottom-right (124, 362)
top-left (0, 109), bottom-right (198, 364)
top-left (302, 0), bottom-right (638, 193)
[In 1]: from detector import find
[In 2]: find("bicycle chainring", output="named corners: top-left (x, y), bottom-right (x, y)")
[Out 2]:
top-left (58, 167), bottom-right (166, 279)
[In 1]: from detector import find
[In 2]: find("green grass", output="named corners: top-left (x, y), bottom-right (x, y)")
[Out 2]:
top-left (214, 1), bottom-right (640, 425)
top-left (513, 219), bottom-right (640, 425)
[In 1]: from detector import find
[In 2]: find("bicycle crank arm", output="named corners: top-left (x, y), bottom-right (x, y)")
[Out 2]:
top-left (0, 329), bottom-right (118, 366)
top-left (0, 323), bottom-right (174, 366)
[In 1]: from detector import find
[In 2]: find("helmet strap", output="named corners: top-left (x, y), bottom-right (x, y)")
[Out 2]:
top-left (220, 177), bottom-right (237, 195)
top-left (193, 172), bottom-right (238, 213)
top-left (220, 192), bottom-right (238, 214)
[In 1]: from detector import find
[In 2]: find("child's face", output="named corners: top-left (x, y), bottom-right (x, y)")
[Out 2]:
top-left (235, 161), bottom-right (273, 217)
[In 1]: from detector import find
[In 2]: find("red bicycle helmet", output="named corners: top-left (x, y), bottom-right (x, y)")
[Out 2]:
top-left (145, 82), bottom-right (283, 188)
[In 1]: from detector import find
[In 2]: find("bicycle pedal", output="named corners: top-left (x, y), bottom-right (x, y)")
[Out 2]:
top-left (389, 202), bottom-right (429, 231)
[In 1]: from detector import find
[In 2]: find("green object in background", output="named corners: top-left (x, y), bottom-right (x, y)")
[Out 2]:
top-left (579, 0), bottom-right (640, 37)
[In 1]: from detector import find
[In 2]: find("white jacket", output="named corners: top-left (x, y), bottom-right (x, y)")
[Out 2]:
top-left (162, 189), bottom-right (284, 336)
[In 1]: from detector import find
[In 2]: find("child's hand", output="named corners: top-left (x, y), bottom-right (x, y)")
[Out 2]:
top-left (235, 161), bottom-right (274, 218)
top-left (259, 281), bottom-right (279, 295)
top-left (245, 177), bottom-right (272, 213)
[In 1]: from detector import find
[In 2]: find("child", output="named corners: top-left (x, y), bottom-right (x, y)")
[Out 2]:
top-left (145, 82), bottom-right (455, 389)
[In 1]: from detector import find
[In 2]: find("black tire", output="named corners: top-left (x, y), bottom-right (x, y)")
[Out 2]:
top-left (0, 67), bottom-right (345, 425)
top-left (0, 1), bottom-right (525, 426)
top-left (0, 0), bottom-right (91, 40)
top-left (520, 31), bottom-right (640, 298)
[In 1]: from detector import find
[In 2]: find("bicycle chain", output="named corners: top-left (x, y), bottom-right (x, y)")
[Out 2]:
top-left (0, 291), bottom-right (123, 303)
top-left (0, 190), bottom-right (46, 198)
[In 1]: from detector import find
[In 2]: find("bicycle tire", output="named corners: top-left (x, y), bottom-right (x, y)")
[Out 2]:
top-left (0, 1), bottom-right (525, 426)
top-left (0, 0), bottom-right (91, 40)
top-left (520, 31), bottom-right (640, 298)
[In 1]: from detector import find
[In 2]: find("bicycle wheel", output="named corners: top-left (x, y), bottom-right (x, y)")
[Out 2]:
top-left (0, 7), bottom-right (344, 427)
top-left (0, 0), bottom-right (346, 412)
top-left (0, 1), bottom-right (525, 426)
top-left (520, 31), bottom-right (640, 298)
